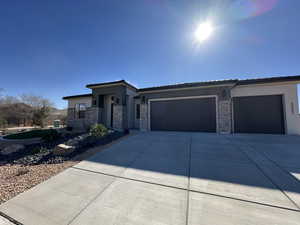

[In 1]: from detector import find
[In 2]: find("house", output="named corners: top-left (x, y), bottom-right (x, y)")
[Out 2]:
top-left (63, 75), bottom-right (300, 135)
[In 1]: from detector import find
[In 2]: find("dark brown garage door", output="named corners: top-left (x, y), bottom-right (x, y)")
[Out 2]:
top-left (150, 97), bottom-right (216, 132)
top-left (233, 95), bottom-right (285, 134)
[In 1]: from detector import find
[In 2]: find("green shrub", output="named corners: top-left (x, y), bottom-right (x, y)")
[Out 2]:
top-left (42, 129), bottom-right (60, 142)
top-left (66, 126), bottom-right (73, 131)
top-left (4, 129), bottom-right (55, 140)
top-left (90, 124), bottom-right (108, 137)
top-left (0, 118), bottom-right (8, 129)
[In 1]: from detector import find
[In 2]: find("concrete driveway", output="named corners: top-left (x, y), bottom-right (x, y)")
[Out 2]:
top-left (1, 132), bottom-right (300, 225)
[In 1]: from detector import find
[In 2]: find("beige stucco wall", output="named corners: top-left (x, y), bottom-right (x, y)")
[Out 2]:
top-left (67, 97), bottom-right (92, 108)
top-left (231, 83), bottom-right (300, 135)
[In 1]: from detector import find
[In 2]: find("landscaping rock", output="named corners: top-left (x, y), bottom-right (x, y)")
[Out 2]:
top-left (53, 144), bottom-right (76, 156)
top-left (1, 144), bottom-right (25, 155)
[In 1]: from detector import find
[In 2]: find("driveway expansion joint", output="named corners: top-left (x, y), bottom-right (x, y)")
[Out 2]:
top-left (66, 176), bottom-right (116, 225)
top-left (185, 135), bottom-right (192, 225)
top-left (72, 164), bottom-right (300, 213)
top-left (0, 211), bottom-right (24, 225)
top-left (226, 138), bottom-right (300, 211)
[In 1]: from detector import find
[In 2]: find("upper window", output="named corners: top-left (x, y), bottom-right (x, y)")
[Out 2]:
top-left (136, 104), bottom-right (140, 119)
top-left (75, 103), bottom-right (87, 119)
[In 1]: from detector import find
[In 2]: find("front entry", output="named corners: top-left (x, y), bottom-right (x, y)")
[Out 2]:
top-left (110, 103), bottom-right (114, 128)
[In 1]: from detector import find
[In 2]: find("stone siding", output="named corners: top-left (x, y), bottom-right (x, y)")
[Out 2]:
top-left (218, 100), bottom-right (232, 133)
top-left (113, 105), bottom-right (124, 131)
top-left (140, 103), bottom-right (148, 131)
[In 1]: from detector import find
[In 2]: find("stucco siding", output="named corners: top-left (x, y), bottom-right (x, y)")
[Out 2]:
top-left (67, 97), bottom-right (92, 108)
top-left (231, 83), bottom-right (300, 135)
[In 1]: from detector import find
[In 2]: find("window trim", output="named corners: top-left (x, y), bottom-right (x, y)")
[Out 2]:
top-left (75, 103), bottom-right (87, 119)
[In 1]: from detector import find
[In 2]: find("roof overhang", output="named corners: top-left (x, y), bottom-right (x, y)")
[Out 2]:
top-left (236, 75), bottom-right (300, 86)
top-left (138, 80), bottom-right (238, 94)
top-left (86, 80), bottom-right (137, 91)
top-left (62, 94), bottom-right (92, 100)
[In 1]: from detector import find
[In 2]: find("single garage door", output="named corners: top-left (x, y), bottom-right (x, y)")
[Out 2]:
top-left (233, 95), bottom-right (285, 134)
top-left (150, 97), bottom-right (216, 132)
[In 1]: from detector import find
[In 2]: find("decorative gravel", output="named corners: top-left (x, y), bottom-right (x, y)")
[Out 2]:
top-left (0, 162), bottom-right (77, 204)
top-left (0, 131), bottom-right (127, 205)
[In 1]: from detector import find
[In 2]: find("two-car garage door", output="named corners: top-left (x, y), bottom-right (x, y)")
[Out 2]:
top-left (150, 97), bottom-right (216, 132)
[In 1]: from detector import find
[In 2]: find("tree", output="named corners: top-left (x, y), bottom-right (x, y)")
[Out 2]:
top-left (0, 118), bottom-right (8, 129)
top-left (20, 94), bottom-right (54, 128)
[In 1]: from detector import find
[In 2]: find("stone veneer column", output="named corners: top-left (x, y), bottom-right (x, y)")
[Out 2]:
top-left (113, 105), bottom-right (124, 131)
top-left (139, 103), bottom-right (148, 131)
top-left (218, 100), bottom-right (232, 134)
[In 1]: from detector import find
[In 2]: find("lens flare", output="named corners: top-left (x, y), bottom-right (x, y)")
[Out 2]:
top-left (229, 0), bottom-right (278, 20)
top-left (194, 22), bottom-right (214, 42)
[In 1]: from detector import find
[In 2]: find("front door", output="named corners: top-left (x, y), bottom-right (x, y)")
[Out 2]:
top-left (110, 103), bottom-right (114, 128)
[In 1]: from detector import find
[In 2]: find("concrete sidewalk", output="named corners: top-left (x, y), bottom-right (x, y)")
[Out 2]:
top-left (0, 132), bottom-right (300, 225)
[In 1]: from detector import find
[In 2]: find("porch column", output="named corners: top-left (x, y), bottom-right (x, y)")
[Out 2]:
top-left (218, 100), bottom-right (232, 134)
top-left (113, 104), bottom-right (124, 131)
top-left (140, 103), bottom-right (148, 131)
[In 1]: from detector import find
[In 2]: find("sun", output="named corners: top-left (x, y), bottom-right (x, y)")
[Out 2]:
top-left (194, 22), bottom-right (214, 43)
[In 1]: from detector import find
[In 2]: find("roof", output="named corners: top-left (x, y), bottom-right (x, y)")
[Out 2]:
top-left (138, 75), bottom-right (300, 92)
top-left (138, 79), bottom-right (238, 92)
top-left (86, 80), bottom-right (137, 90)
top-left (237, 75), bottom-right (300, 85)
top-left (62, 93), bottom-right (92, 100)
top-left (63, 75), bottom-right (300, 99)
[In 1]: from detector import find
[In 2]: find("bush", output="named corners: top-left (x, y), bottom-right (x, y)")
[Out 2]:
top-left (0, 118), bottom-right (8, 129)
top-left (4, 129), bottom-right (55, 140)
top-left (42, 129), bottom-right (60, 142)
top-left (90, 124), bottom-right (108, 137)
top-left (66, 126), bottom-right (73, 131)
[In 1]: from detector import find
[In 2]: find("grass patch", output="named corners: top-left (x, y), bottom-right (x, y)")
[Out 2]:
top-left (4, 129), bottom-right (56, 140)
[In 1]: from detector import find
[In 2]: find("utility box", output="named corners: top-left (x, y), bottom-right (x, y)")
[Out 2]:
top-left (53, 120), bottom-right (60, 128)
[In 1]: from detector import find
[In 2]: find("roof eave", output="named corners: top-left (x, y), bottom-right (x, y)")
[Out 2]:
top-left (86, 80), bottom-right (137, 90)
top-left (138, 80), bottom-right (238, 93)
top-left (62, 94), bottom-right (92, 100)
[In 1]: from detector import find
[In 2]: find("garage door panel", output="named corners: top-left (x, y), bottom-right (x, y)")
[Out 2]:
top-left (233, 95), bottom-right (284, 134)
top-left (150, 98), bottom-right (216, 132)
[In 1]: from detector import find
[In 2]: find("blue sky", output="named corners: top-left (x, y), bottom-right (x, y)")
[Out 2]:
top-left (0, 0), bottom-right (300, 109)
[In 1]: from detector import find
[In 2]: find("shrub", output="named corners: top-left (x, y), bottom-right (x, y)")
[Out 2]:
top-left (42, 129), bottom-right (60, 142)
top-left (0, 118), bottom-right (8, 129)
top-left (4, 129), bottom-right (55, 140)
top-left (90, 124), bottom-right (108, 137)
top-left (66, 126), bottom-right (73, 131)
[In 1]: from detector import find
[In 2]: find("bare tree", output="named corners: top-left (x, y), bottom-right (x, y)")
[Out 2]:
top-left (20, 94), bottom-right (54, 128)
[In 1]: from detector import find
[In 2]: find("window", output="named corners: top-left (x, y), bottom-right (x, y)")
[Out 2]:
top-left (136, 104), bottom-right (140, 119)
top-left (75, 103), bottom-right (87, 119)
